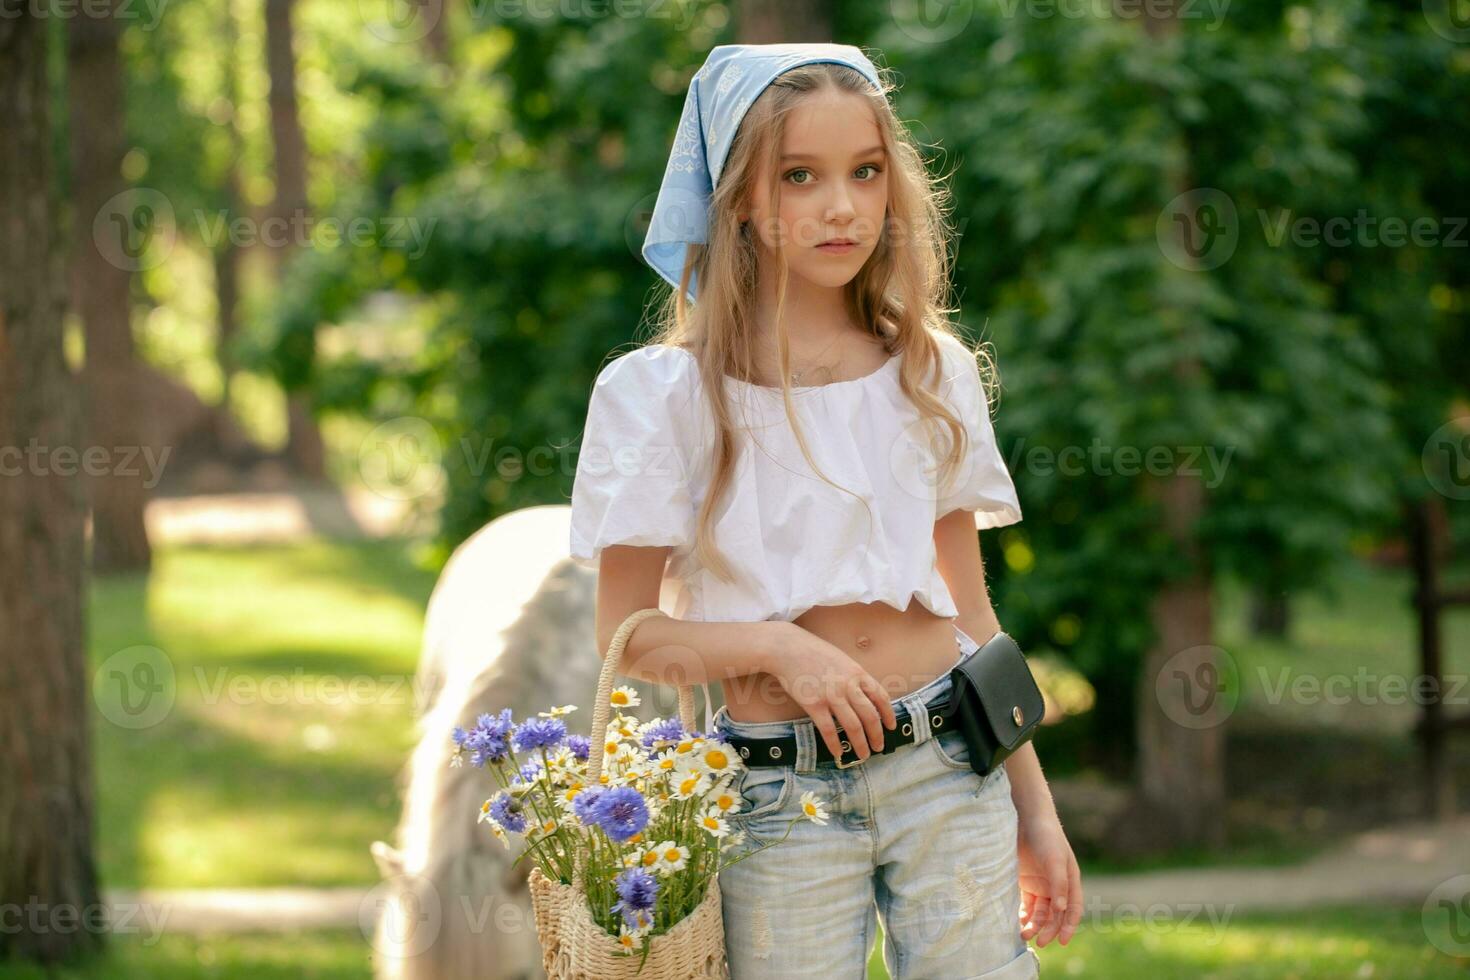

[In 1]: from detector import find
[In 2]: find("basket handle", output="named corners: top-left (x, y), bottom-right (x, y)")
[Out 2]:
top-left (586, 607), bottom-right (698, 786)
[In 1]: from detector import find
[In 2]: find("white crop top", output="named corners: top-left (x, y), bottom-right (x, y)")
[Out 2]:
top-left (568, 330), bottom-right (1023, 623)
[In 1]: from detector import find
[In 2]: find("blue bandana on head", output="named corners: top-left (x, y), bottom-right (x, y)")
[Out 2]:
top-left (641, 42), bottom-right (885, 305)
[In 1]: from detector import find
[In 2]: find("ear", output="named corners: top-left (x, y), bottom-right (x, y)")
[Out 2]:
top-left (371, 840), bottom-right (406, 878)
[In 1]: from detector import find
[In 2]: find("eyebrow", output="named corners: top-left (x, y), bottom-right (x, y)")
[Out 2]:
top-left (780, 145), bottom-right (886, 162)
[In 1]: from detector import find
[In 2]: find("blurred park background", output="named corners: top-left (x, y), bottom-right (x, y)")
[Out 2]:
top-left (3, 0), bottom-right (1470, 976)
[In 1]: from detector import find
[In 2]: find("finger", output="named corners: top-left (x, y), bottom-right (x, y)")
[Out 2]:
top-left (1059, 857), bottom-right (1083, 944)
top-left (846, 681), bottom-right (885, 752)
top-left (810, 710), bottom-right (842, 760)
top-left (1019, 889), bottom-right (1038, 925)
top-left (1019, 898), bottom-right (1039, 941)
top-left (829, 698), bottom-right (870, 760)
top-left (1024, 899), bottom-right (1051, 944)
top-left (1037, 860), bottom-right (1069, 946)
top-left (862, 673), bottom-right (899, 730)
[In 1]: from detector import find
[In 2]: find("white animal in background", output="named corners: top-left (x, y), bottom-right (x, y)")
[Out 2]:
top-left (370, 504), bottom-right (713, 980)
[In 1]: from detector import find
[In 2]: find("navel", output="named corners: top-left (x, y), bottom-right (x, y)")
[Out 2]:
top-left (855, 634), bottom-right (871, 650)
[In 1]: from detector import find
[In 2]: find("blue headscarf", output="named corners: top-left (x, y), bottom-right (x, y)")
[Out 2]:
top-left (641, 43), bottom-right (885, 305)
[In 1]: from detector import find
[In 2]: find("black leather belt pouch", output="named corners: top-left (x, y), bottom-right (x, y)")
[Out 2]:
top-left (943, 630), bottom-right (1044, 777)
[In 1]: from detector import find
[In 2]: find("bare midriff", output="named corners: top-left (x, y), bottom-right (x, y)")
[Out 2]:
top-left (720, 597), bottom-right (964, 724)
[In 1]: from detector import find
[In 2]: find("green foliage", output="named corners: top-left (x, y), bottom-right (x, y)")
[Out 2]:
top-left (242, 2), bottom-right (1467, 770)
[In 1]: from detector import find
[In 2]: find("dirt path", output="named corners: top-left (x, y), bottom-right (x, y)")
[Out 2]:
top-left (103, 815), bottom-right (1470, 934)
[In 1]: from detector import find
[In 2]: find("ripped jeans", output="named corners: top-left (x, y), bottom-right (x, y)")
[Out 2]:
top-left (711, 625), bottom-right (1041, 980)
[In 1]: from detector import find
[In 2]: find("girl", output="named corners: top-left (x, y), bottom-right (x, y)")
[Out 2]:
top-left (570, 42), bottom-right (1079, 978)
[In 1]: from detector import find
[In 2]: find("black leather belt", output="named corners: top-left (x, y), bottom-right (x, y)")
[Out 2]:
top-left (723, 690), bottom-right (955, 768)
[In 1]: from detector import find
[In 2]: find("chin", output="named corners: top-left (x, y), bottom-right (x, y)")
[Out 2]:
top-left (794, 256), bottom-right (872, 290)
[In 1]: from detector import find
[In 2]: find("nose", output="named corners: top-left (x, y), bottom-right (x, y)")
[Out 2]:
top-left (824, 183), bottom-right (857, 224)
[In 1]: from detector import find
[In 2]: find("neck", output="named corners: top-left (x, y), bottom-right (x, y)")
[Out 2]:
top-left (750, 271), bottom-right (855, 352)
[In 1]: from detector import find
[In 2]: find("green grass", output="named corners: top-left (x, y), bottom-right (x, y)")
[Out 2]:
top-left (0, 931), bottom-right (371, 979)
top-left (1217, 558), bottom-right (1470, 734)
top-left (3, 906), bottom-right (1461, 979)
top-left (90, 539), bottom-right (438, 889)
top-left (865, 904), bottom-right (1465, 978)
top-left (1018, 903), bottom-right (1467, 980)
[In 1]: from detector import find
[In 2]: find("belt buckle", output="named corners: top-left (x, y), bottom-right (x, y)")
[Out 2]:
top-left (833, 737), bottom-right (864, 769)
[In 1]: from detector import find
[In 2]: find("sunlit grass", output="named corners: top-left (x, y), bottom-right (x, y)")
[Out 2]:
top-left (1218, 559), bottom-right (1470, 734)
top-left (865, 905), bottom-right (1463, 979)
top-left (0, 931), bottom-right (371, 979)
top-left (91, 539), bottom-right (437, 889)
top-left (0, 906), bottom-right (1458, 979)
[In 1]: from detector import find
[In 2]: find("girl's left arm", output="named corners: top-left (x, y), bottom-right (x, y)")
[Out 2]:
top-left (934, 507), bottom-right (1082, 947)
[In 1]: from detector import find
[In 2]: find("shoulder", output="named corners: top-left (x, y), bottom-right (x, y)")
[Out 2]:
top-left (594, 344), bottom-right (700, 392)
top-left (591, 344), bottom-right (704, 409)
top-left (588, 345), bottom-right (709, 438)
top-left (924, 328), bottom-right (980, 387)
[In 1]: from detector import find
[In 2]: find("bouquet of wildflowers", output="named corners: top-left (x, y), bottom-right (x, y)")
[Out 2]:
top-left (450, 681), bottom-right (829, 968)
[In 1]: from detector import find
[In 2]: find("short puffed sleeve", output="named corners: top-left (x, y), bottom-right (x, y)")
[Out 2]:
top-left (569, 346), bottom-right (711, 567)
top-left (933, 333), bottom-right (1024, 529)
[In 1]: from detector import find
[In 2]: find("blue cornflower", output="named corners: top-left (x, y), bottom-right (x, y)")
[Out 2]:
top-left (571, 785), bottom-right (608, 827)
top-left (590, 786), bottom-right (649, 843)
top-left (639, 717), bottom-right (686, 749)
top-left (487, 791), bottom-right (527, 834)
top-left (566, 734), bottom-right (592, 761)
top-left (510, 760), bottom-right (544, 786)
top-left (512, 716), bottom-right (567, 753)
top-left (458, 708), bottom-right (515, 766)
top-left (611, 867), bottom-right (660, 931)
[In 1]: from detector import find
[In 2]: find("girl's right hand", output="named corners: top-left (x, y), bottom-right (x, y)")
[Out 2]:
top-left (761, 623), bottom-right (898, 762)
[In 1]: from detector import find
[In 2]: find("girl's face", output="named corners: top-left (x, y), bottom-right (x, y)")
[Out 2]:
top-left (746, 89), bottom-right (889, 292)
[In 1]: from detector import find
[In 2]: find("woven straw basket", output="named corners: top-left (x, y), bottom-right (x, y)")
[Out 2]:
top-left (527, 607), bottom-right (731, 979)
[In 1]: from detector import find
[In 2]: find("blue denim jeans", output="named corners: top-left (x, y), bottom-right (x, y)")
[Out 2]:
top-left (711, 625), bottom-right (1041, 979)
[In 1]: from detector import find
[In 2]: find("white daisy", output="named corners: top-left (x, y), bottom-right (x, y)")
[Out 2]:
top-left (709, 783), bottom-right (742, 817)
top-left (672, 770), bottom-right (711, 800)
top-left (697, 807), bottom-right (732, 838)
top-left (609, 685), bottom-right (641, 709)
top-left (656, 843), bottom-right (690, 874)
top-left (798, 790), bottom-right (831, 825)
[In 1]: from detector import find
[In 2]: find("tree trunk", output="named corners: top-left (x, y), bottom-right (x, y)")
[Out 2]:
top-left (421, 0), bottom-right (451, 65)
top-left (738, 0), bottom-right (831, 42)
top-left (1247, 586), bottom-right (1290, 638)
top-left (1123, 0), bottom-right (1227, 852)
top-left (265, 0), bottom-right (325, 477)
top-left (0, 4), bottom-right (104, 964)
top-left (212, 0), bottom-right (250, 460)
top-left (68, 0), bottom-right (152, 573)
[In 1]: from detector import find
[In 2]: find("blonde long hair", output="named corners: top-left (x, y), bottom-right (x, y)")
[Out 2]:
top-left (642, 58), bottom-right (999, 584)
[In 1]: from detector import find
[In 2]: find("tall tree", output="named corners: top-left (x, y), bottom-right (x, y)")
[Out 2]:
top-left (212, 0), bottom-right (249, 457)
top-left (1130, 0), bottom-right (1225, 850)
top-left (68, 0), bottom-right (152, 572)
top-left (740, 0), bottom-right (831, 42)
top-left (0, 0), bottom-right (104, 964)
top-left (265, 0), bottom-right (326, 477)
